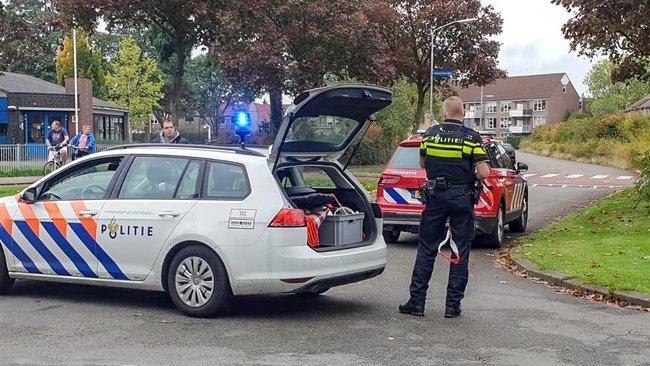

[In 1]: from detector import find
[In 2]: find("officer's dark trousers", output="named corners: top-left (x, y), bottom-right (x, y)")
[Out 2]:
top-left (409, 187), bottom-right (475, 309)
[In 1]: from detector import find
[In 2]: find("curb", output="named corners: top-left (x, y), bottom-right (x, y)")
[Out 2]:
top-left (0, 177), bottom-right (41, 186)
top-left (510, 253), bottom-right (650, 308)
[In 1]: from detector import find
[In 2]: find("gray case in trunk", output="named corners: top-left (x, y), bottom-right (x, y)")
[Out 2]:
top-left (319, 213), bottom-right (365, 245)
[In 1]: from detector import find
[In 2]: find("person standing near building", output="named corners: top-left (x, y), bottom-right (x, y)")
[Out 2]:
top-left (69, 125), bottom-right (96, 160)
top-left (152, 120), bottom-right (189, 144)
top-left (46, 120), bottom-right (70, 164)
top-left (399, 96), bottom-right (491, 318)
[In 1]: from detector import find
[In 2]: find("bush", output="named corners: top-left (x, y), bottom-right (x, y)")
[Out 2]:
top-left (637, 151), bottom-right (650, 202)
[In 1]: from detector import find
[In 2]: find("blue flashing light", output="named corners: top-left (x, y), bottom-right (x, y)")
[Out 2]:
top-left (232, 110), bottom-right (251, 130)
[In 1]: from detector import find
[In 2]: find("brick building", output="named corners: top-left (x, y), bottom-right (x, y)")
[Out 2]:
top-left (457, 73), bottom-right (580, 136)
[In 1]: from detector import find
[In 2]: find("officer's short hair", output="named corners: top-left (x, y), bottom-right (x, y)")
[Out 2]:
top-left (443, 96), bottom-right (464, 118)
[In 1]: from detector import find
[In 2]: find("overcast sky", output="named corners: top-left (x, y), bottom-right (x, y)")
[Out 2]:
top-left (484, 0), bottom-right (597, 96)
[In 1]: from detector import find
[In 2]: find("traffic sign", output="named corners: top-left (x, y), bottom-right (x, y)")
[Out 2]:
top-left (432, 69), bottom-right (453, 77)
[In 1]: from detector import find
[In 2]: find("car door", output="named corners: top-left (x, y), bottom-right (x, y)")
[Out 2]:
top-left (11, 156), bottom-right (125, 277)
top-left (494, 143), bottom-right (521, 214)
top-left (96, 155), bottom-right (201, 281)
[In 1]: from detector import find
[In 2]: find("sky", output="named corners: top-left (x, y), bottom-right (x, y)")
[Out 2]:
top-left (484, 0), bottom-right (597, 96)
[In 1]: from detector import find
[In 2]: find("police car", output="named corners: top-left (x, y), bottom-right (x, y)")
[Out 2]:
top-left (0, 84), bottom-right (392, 317)
top-left (377, 135), bottom-right (529, 248)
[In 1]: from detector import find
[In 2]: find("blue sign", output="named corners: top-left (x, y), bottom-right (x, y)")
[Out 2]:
top-left (432, 70), bottom-right (453, 78)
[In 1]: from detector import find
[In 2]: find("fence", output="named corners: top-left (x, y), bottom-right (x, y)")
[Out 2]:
top-left (0, 144), bottom-right (113, 174)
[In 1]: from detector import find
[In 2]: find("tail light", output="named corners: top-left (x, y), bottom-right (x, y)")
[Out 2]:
top-left (269, 208), bottom-right (305, 227)
top-left (377, 174), bottom-right (401, 187)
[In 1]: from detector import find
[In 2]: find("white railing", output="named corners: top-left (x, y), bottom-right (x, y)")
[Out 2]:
top-left (0, 144), bottom-right (113, 174)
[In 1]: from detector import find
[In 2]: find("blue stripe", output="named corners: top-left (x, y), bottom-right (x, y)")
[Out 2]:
top-left (0, 225), bottom-right (41, 274)
top-left (69, 223), bottom-right (128, 280)
top-left (14, 221), bottom-right (69, 276)
top-left (385, 188), bottom-right (409, 204)
top-left (41, 222), bottom-right (97, 278)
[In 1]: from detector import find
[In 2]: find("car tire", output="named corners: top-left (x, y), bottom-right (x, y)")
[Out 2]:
top-left (167, 245), bottom-right (232, 318)
top-left (382, 229), bottom-right (400, 244)
top-left (509, 192), bottom-right (528, 233)
top-left (0, 247), bottom-right (15, 295)
top-left (483, 203), bottom-right (505, 248)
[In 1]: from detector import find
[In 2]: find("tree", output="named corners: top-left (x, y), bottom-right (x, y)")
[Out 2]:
top-left (105, 36), bottom-right (164, 139)
top-left (0, 0), bottom-right (64, 81)
top-left (55, 28), bottom-right (109, 98)
top-left (585, 59), bottom-right (650, 115)
top-left (213, 0), bottom-right (389, 131)
top-left (552, 0), bottom-right (650, 82)
top-left (369, 0), bottom-right (505, 132)
top-left (54, 0), bottom-right (228, 124)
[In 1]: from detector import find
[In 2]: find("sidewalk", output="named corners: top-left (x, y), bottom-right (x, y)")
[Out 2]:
top-left (0, 176), bottom-right (41, 186)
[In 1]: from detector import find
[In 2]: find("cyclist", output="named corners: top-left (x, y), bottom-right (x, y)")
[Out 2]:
top-left (46, 120), bottom-right (70, 165)
top-left (69, 125), bottom-right (96, 160)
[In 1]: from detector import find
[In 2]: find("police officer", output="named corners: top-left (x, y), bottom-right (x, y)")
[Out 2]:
top-left (399, 96), bottom-right (490, 318)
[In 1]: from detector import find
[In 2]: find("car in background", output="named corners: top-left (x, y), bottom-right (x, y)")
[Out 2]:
top-left (376, 135), bottom-right (529, 248)
top-left (502, 142), bottom-right (516, 165)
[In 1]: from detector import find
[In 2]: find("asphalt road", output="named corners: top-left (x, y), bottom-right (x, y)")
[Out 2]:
top-left (1, 152), bottom-right (648, 366)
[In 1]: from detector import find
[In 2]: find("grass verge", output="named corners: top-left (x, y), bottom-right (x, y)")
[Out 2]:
top-left (512, 188), bottom-right (650, 295)
top-left (0, 168), bottom-right (44, 178)
top-left (0, 185), bottom-right (27, 197)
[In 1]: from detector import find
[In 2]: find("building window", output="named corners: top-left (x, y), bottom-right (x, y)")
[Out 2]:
top-left (500, 101), bottom-right (511, 113)
top-left (500, 117), bottom-right (511, 128)
top-left (487, 117), bottom-right (497, 129)
top-left (533, 115), bottom-right (546, 126)
top-left (485, 102), bottom-right (497, 113)
top-left (562, 85), bottom-right (567, 93)
top-left (534, 100), bottom-right (546, 111)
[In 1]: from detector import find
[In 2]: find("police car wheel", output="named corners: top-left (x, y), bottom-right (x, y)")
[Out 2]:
top-left (167, 246), bottom-right (232, 318)
top-left (509, 193), bottom-right (528, 233)
top-left (0, 247), bottom-right (15, 295)
top-left (484, 204), bottom-right (505, 248)
top-left (382, 229), bottom-right (400, 244)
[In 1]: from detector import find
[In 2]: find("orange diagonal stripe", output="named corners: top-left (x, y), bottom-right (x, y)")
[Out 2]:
top-left (43, 202), bottom-right (67, 237)
top-left (0, 203), bottom-right (13, 235)
top-left (17, 203), bottom-right (40, 236)
top-left (70, 201), bottom-right (97, 239)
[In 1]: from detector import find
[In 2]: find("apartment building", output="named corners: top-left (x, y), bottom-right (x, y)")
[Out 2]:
top-left (457, 73), bottom-right (580, 136)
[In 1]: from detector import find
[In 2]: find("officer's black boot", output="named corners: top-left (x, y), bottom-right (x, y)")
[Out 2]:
top-left (444, 306), bottom-right (462, 318)
top-left (398, 301), bottom-right (424, 317)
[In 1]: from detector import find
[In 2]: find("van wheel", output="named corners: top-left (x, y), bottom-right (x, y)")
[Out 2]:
top-left (382, 229), bottom-right (400, 244)
top-left (509, 192), bottom-right (528, 233)
top-left (167, 246), bottom-right (232, 318)
top-left (0, 247), bottom-right (15, 295)
top-left (483, 203), bottom-right (505, 248)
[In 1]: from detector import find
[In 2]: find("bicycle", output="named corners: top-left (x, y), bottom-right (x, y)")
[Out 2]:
top-left (43, 143), bottom-right (78, 175)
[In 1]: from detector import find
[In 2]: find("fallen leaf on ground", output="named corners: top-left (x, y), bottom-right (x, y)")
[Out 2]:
top-left (388, 337), bottom-right (395, 341)
top-left (603, 252), bottom-right (613, 256)
top-left (161, 320), bottom-right (175, 324)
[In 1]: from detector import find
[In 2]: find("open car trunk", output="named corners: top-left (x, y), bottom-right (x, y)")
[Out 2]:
top-left (275, 163), bottom-right (378, 251)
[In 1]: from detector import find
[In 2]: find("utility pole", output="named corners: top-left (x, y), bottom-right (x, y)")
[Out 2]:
top-left (72, 28), bottom-right (79, 135)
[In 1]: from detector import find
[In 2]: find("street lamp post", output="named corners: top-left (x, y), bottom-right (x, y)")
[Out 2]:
top-left (429, 17), bottom-right (477, 124)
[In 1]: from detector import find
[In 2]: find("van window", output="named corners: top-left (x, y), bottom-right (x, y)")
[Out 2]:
top-left (388, 146), bottom-right (420, 169)
top-left (204, 161), bottom-right (250, 199)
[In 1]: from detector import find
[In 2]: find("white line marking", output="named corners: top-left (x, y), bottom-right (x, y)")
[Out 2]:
top-left (616, 176), bottom-right (633, 180)
top-left (566, 174), bottom-right (584, 179)
top-left (523, 173), bottom-right (537, 178)
top-left (532, 184), bottom-right (538, 187)
top-left (540, 173), bottom-right (559, 178)
top-left (562, 184), bottom-right (567, 188)
top-left (591, 175), bottom-right (608, 179)
top-left (593, 185), bottom-right (599, 189)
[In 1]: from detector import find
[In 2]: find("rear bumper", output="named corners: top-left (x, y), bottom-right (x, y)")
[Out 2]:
top-left (476, 215), bottom-right (497, 234)
top-left (382, 211), bottom-right (422, 227)
top-left (293, 267), bottom-right (385, 293)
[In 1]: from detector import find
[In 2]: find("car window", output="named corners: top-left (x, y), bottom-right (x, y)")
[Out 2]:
top-left (41, 157), bottom-right (124, 201)
top-left (486, 143), bottom-right (501, 168)
top-left (288, 116), bottom-right (359, 146)
top-left (389, 146), bottom-right (420, 169)
top-left (204, 161), bottom-right (250, 199)
top-left (496, 144), bottom-right (515, 170)
top-left (175, 160), bottom-right (202, 199)
top-left (119, 156), bottom-right (188, 199)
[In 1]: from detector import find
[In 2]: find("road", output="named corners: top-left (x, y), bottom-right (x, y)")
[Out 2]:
top-left (1, 152), bottom-right (648, 366)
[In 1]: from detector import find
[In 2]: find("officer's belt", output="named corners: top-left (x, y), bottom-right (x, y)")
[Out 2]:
top-left (426, 180), bottom-right (469, 188)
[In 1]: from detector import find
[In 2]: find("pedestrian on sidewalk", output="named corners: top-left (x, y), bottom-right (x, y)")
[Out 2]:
top-left (69, 125), bottom-right (96, 160)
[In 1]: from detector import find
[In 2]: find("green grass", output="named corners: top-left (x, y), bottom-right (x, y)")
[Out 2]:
top-left (0, 185), bottom-right (27, 197)
top-left (0, 168), bottom-right (44, 178)
top-left (513, 188), bottom-right (650, 295)
top-left (347, 165), bottom-right (385, 176)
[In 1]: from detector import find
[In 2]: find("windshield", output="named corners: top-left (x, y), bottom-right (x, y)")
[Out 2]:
top-left (388, 146), bottom-right (421, 169)
top-left (287, 116), bottom-right (359, 146)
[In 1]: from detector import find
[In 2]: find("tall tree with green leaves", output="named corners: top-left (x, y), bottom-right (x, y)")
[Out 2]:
top-left (105, 36), bottom-right (164, 139)
top-left (55, 28), bottom-right (109, 98)
top-left (586, 59), bottom-right (650, 115)
top-left (1, 0), bottom-right (64, 81)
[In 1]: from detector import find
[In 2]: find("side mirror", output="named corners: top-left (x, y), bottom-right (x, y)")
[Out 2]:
top-left (20, 187), bottom-right (38, 204)
top-left (516, 162), bottom-right (528, 173)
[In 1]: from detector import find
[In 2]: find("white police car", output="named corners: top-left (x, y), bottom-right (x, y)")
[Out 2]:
top-left (0, 85), bottom-right (392, 317)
